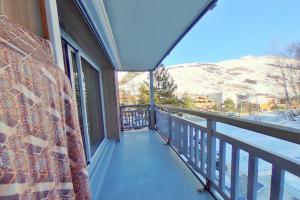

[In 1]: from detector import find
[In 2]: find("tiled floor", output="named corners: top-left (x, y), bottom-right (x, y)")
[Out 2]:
top-left (99, 129), bottom-right (214, 200)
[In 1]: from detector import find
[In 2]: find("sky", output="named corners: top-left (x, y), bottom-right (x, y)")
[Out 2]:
top-left (162, 0), bottom-right (300, 66)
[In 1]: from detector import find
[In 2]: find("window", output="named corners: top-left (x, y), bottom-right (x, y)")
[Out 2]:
top-left (61, 39), bottom-right (105, 161)
top-left (81, 58), bottom-right (105, 155)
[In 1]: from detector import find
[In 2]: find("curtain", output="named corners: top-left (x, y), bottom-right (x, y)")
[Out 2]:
top-left (0, 16), bottom-right (91, 199)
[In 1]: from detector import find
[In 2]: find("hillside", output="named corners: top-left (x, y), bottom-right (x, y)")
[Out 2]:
top-left (119, 55), bottom-right (300, 98)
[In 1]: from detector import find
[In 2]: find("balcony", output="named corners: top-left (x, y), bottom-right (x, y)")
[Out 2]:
top-left (99, 130), bottom-right (214, 200)
top-left (98, 104), bottom-right (300, 200)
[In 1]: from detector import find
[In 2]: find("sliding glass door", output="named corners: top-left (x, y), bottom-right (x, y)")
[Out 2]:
top-left (61, 39), bottom-right (105, 162)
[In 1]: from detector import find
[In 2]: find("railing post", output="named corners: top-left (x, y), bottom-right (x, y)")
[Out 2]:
top-left (194, 128), bottom-right (200, 169)
top-left (230, 146), bottom-right (240, 200)
top-left (247, 154), bottom-right (258, 200)
top-left (120, 107), bottom-right (124, 131)
top-left (270, 164), bottom-right (285, 200)
top-left (218, 139), bottom-right (226, 191)
top-left (200, 130), bottom-right (205, 172)
top-left (207, 119), bottom-right (216, 189)
top-left (189, 126), bottom-right (194, 161)
top-left (183, 123), bottom-right (188, 157)
top-left (149, 71), bottom-right (155, 129)
top-left (167, 110), bottom-right (172, 144)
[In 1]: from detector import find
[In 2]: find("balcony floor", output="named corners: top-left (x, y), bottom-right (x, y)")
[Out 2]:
top-left (99, 129), bottom-right (214, 200)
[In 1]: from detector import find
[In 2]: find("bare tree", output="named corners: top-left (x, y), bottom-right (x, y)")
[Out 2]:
top-left (273, 42), bottom-right (300, 110)
top-left (287, 42), bottom-right (300, 105)
top-left (276, 56), bottom-right (291, 109)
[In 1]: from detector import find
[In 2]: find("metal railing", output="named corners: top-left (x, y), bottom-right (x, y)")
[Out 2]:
top-left (120, 105), bottom-right (150, 131)
top-left (155, 105), bottom-right (300, 200)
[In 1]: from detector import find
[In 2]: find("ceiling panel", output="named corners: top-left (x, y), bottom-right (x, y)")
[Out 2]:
top-left (78, 0), bottom-right (216, 71)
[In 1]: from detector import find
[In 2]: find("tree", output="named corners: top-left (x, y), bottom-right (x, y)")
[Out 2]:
top-left (273, 42), bottom-right (300, 110)
top-left (276, 56), bottom-right (291, 109)
top-left (137, 84), bottom-right (150, 105)
top-left (154, 66), bottom-right (178, 105)
top-left (179, 93), bottom-right (195, 109)
top-left (223, 98), bottom-right (236, 112)
top-left (238, 102), bottom-right (259, 114)
top-left (287, 42), bottom-right (300, 105)
top-left (137, 66), bottom-right (179, 106)
top-left (213, 103), bottom-right (221, 112)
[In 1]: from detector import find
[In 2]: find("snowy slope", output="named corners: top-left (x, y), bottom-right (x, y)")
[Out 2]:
top-left (119, 55), bottom-right (299, 98)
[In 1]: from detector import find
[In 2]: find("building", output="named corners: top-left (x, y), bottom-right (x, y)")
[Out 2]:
top-left (194, 95), bottom-right (215, 111)
top-left (242, 95), bottom-right (277, 112)
top-left (258, 97), bottom-right (277, 111)
top-left (208, 92), bottom-right (238, 105)
top-left (0, 1), bottom-right (299, 200)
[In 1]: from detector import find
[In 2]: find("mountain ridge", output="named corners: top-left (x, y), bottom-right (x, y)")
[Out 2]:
top-left (119, 55), bottom-right (300, 99)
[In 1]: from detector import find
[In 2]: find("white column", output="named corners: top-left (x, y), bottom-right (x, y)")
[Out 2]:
top-left (149, 71), bottom-right (155, 129)
top-left (44, 0), bottom-right (65, 71)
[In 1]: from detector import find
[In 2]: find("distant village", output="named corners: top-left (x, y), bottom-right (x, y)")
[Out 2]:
top-left (191, 92), bottom-right (299, 112)
top-left (120, 90), bottom-right (299, 114)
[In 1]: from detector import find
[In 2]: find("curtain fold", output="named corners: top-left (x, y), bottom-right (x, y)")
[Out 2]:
top-left (0, 16), bottom-right (91, 199)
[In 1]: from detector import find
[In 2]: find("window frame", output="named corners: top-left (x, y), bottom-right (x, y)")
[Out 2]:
top-left (61, 34), bottom-right (107, 164)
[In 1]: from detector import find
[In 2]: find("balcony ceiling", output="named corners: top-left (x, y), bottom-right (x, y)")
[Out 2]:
top-left (77, 0), bottom-right (216, 71)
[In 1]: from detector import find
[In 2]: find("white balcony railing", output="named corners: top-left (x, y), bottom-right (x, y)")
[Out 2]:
top-left (120, 105), bottom-right (150, 131)
top-left (155, 105), bottom-right (300, 200)
top-left (119, 104), bottom-right (300, 199)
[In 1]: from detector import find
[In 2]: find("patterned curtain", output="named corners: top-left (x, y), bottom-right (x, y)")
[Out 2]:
top-left (0, 16), bottom-right (91, 199)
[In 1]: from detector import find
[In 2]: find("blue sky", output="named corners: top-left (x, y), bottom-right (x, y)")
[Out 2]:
top-left (162, 0), bottom-right (300, 66)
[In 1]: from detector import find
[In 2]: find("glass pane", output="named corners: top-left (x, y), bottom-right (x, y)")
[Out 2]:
top-left (81, 58), bottom-right (105, 155)
top-left (70, 52), bottom-right (87, 159)
top-left (61, 41), bottom-right (71, 79)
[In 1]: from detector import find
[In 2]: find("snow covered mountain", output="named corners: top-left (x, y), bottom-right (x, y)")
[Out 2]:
top-left (119, 55), bottom-right (299, 98)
